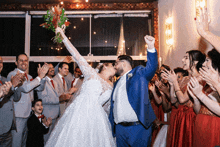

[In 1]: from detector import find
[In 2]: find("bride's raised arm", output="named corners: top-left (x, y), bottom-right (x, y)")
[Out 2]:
top-left (56, 27), bottom-right (96, 78)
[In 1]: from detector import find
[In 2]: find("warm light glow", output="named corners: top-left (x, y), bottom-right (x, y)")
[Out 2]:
top-left (81, 18), bottom-right (84, 21)
top-left (195, 0), bottom-right (207, 17)
top-left (51, 47), bottom-right (53, 49)
top-left (139, 53), bottom-right (142, 57)
top-left (85, 0), bottom-right (89, 2)
top-left (69, 37), bottom-right (71, 39)
top-left (114, 46), bottom-right (117, 48)
top-left (39, 48), bottom-right (41, 50)
top-left (61, 47), bottom-right (63, 49)
top-left (76, 4), bottom-right (79, 8)
top-left (93, 32), bottom-right (96, 35)
top-left (145, 44), bottom-right (148, 48)
top-left (165, 17), bottom-right (172, 24)
top-left (60, 1), bottom-right (64, 5)
top-left (165, 17), bottom-right (173, 47)
top-left (127, 48), bottom-right (129, 50)
top-left (73, 26), bottom-right (76, 29)
top-left (123, 40), bottom-right (125, 43)
top-left (105, 41), bottom-right (107, 43)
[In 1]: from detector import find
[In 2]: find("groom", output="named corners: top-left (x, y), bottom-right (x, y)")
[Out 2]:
top-left (109, 35), bottom-right (158, 147)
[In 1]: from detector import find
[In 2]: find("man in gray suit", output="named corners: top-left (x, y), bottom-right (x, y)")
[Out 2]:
top-left (37, 63), bottom-right (68, 143)
top-left (53, 62), bottom-right (71, 116)
top-left (0, 56), bottom-right (7, 85)
top-left (0, 73), bottom-right (25, 147)
top-left (7, 53), bottom-right (49, 147)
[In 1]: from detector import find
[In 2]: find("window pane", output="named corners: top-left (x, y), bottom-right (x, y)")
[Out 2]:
top-left (0, 18), bottom-right (25, 56)
top-left (124, 17), bottom-right (149, 56)
top-left (91, 17), bottom-right (120, 56)
top-left (31, 17), bottom-right (89, 56)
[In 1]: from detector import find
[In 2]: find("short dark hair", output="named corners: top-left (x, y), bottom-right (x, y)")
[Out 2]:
top-left (207, 48), bottom-right (220, 71)
top-left (174, 67), bottom-right (188, 76)
top-left (32, 99), bottom-right (42, 107)
top-left (161, 64), bottom-right (171, 71)
top-left (117, 55), bottom-right (133, 67)
top-left (16, 53), bottom-right (28, 61)
top-left (58, 62), bottom-right (69, 69)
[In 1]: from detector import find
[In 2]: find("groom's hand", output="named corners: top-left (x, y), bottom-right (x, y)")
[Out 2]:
top-left (144, 35), bottom-right (155, 49)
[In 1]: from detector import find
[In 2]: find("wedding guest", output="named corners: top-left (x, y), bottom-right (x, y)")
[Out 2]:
top-left (162, 50), bottom-right (206, 147)
top-left (188, 48), bottom-right (220, 147)
top-left (53, 62), bottom-right (71, 116)
top-left (26, 99), bottom-right (52, 147)
top-left (0, 56), bottom-right (7, 85)
top-left (0, 73), bottom-right (25, 147)
top-left (7, 53), bottom-right (49, 147)
top-left (37, 63), bottom-right (60, 144)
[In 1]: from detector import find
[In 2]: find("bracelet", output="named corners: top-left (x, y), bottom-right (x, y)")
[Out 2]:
top-left (175, 89), bottom-right (181, 93)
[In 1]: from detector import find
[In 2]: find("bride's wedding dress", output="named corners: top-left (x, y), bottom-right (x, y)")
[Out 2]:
top-left (45, 37), bottom-right (116, 147)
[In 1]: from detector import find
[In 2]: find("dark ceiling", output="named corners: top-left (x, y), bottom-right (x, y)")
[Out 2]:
top-left (0, 0), bottom-right (157, 4)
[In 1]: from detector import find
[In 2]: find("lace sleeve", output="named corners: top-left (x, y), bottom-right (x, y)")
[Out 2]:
top-left (62, 37), bottom-right (97, 79)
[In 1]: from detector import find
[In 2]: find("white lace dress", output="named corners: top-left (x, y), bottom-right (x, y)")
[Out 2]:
top-left (45, 38), bottom-right (116, 147)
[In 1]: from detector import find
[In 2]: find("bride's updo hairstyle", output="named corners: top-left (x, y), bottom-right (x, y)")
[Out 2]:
top-left (98, 63), bottom-right (112, 73)
top-left (186, 50), bottom-right (206, 72)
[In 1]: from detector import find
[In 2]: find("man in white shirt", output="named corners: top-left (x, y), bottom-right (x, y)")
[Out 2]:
top-left (109, 35), bottom-right (158, 147)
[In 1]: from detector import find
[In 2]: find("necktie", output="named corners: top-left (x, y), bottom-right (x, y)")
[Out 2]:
top-left (0, 80), bottom-right (2, 85)
top-left (37, 114), bottom-right (44, 119)
top-left (50, 80), bottom-right (55, 89)
top-left (24, 73), bottom-right (28, 81)
top-left (62, 77), bottom-right (65, 88)
top-left (71, 78), bottom-right (76, 88)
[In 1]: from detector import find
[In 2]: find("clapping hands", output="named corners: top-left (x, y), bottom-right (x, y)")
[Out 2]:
top-left (42, 116), bottom-right (52, 127)
top-left (199, 64), bottom-right (220, 91)
top-left (0, 81), bottom-right (12, 98)
top-left (187, 77), bottom-right (203, 100)
top-left (38, 63), bottom-right (50, 79)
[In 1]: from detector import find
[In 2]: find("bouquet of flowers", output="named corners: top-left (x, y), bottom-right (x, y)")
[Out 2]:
top-left (40, 5), bottom-right (70, 43)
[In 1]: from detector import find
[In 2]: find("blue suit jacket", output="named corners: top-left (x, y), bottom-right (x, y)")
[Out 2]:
top-left (109, 51), bottom-right (158, 136)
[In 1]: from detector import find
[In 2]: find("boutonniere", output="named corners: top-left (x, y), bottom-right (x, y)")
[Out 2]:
top-left (127, 73), bottom-right (133, 80)
top-left (30, 78), bottom-right (34, 81)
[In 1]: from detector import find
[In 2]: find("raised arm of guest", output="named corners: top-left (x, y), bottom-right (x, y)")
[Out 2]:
top-left (196, 8), bottom-right (220, 53)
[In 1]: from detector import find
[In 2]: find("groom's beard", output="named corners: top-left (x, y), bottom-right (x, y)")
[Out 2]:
top-left (115, 68), bottom-right (123, 77)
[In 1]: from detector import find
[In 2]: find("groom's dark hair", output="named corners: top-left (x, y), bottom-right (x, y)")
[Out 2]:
top-left (118, 55), bottom-right (133, 68)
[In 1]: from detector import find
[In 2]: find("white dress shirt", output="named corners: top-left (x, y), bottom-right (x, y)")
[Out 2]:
top-left (113, 48), bottom-right (156, 124)
top-left (113, 70), bottom-right (138, 124)
top-left (58, 73), bottom-right (65, 85)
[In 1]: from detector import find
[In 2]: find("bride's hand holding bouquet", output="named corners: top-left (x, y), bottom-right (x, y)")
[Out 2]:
top-left (40, 5), bottom-right (70, 43)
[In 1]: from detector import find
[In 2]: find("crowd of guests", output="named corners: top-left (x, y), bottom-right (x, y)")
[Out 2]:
top-left (0, 54), bottom-right (86, 147)
top-left (149, 8), bottom-right (220, 147)
top-left (1, 7), bottom-right (220, 147)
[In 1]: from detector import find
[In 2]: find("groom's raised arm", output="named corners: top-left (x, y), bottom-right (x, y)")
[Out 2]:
top-left (141, 35), bottom-right (158, 81)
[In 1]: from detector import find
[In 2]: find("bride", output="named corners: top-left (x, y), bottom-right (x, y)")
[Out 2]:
top-left (45, 27), bottom-right (116, 147)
